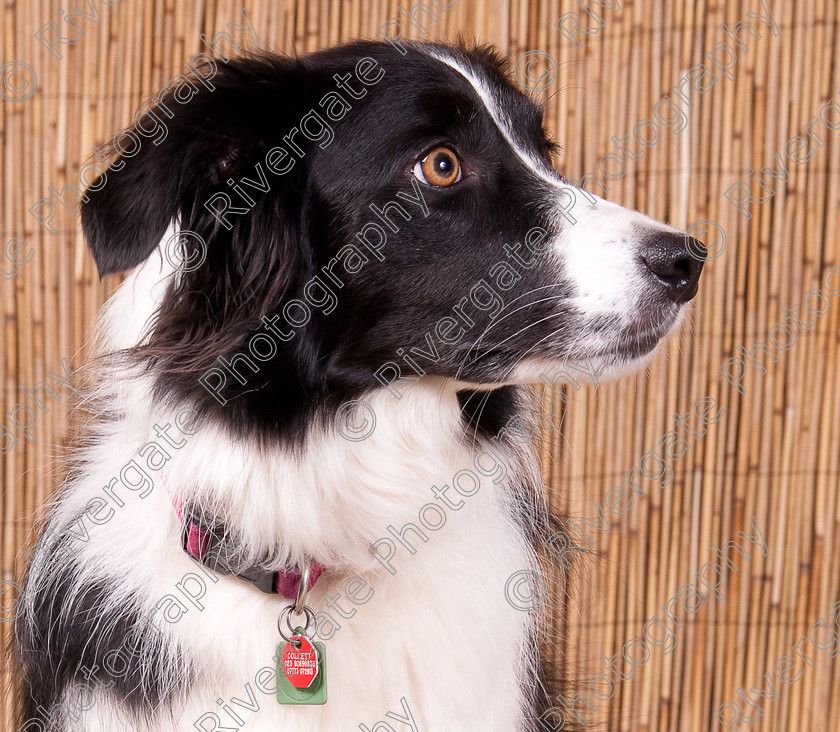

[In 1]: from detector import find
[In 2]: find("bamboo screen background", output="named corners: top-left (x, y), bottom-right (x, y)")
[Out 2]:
top-left (1, 1), bottom-right (838, 730)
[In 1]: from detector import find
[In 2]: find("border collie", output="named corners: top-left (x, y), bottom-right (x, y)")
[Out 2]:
top-left (13, 41), bottom-right (704, 731)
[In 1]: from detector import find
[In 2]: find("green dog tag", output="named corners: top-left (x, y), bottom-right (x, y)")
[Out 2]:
top-left (277, 628), bottom-right (327, 705)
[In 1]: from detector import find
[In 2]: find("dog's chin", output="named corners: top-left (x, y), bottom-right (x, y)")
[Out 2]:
top-left (580, 344), bottom-right (662, 382)
top-left (500, 305), bottom-right (689, 388)
top-left (580, 305), bottom-right (689, 381)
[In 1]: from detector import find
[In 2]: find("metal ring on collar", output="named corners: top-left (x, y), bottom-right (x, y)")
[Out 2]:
top-left (294, 563), bottom-right (311, 615)
top-left (277, 603), bottom-right (318, 645)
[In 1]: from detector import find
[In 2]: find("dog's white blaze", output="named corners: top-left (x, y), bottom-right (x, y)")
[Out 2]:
top-left (426, 49), bottom-right (564, 189)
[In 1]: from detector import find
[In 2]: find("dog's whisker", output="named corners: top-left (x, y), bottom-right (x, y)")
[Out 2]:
top-left (453, 292), bottom-right (575, 380)
top-left (458, 286), bottom-right (570, 360)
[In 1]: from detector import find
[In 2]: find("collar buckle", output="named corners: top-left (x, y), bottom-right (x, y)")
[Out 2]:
top-left (178, 504), bottom-right (324, 599)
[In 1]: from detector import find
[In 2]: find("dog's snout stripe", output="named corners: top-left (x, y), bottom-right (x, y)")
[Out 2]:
top-left (425, 49), bottom-right (571, 193)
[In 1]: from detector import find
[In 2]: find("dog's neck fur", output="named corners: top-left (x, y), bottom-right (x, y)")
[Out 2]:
top-left (94, 238), bottom-right (544, 568)
top-left (33, 242), bottom-right (548, 730)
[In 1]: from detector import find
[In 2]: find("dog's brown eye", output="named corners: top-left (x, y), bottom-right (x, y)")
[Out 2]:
top-left (413, 147), bottom-right (462, 187)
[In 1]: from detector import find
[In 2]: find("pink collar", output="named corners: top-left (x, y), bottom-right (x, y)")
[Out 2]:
top-left (169, 489), bottom-right (323, 600)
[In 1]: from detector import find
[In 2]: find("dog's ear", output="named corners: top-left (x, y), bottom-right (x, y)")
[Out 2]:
top-left (80, 128), bottom-right (185, 276)
top-left (80, 56), bottom-right (298, 277)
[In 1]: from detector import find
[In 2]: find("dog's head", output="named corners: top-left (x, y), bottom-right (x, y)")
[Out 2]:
top-left (81, 41), bottom-right (704, 440)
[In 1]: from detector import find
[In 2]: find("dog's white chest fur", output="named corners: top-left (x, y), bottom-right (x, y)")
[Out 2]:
top-left (48, 367), bottom-right (539, 731)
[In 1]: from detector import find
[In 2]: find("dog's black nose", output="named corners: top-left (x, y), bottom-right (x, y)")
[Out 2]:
top-left (641, 232), bottom-right (705, 303)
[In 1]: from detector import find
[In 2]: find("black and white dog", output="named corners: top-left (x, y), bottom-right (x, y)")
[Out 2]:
top-left (14, 41), bottom-right (703, 731)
